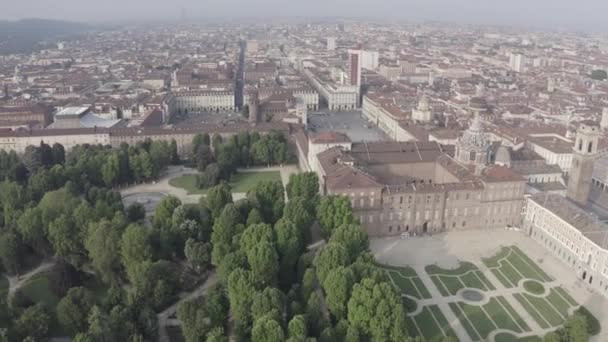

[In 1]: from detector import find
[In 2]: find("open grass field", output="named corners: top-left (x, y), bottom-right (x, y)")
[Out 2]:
top-left (169, 171), bottom-right (281, 195)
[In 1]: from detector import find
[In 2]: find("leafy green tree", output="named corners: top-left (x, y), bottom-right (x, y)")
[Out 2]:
top-left (195, 145), bottom-right (214, 172)
top-left (102, 152), bottom-right (120, 186)
top-left (347, 278), bottom-right (408, 341)
top-left (212, 134), bottom-right (223, 151)
top-left (247, 181), bottom-right (285, 224)
top-left (251, 287), bottom-right (286, 323)
top-left (246, 208), bottom-right (264, 226)
top-left (227, 268), bottom-right (256, 323)
top-left (317, 196), bottom-right (355, 237)
top-left (177, 297), bottom-right (209, 342)
top-left (274, 218), bottom-right (303, 286)
top-left (17, 207), bottom-right (48, 255)
top-left (314, 243), bottom-right (349, 284)
top-left (126, 203), bottom-right (146, 222)
top-left (87, 306), bottom-right (114, 342)
top-left (0, 232), bottom-right (21, 274)
top-left (240, 223), bottom-right (274, 253)
top-left (170, 139), bottom-right (180, 164)
top-left (283, 197), bottom-right (313, 243)
top-left (323, 266), bottom-right (355, 320)
top-left (153, 196), bottom-right (182, 230)
top-left (48, 214), bottom-right (86, 267)
top-left (217, 251), bottom-right (247, 282)
top-left (206, 183), bottom-right (233, 219)
top-left (52, 143), bottom-right (66, 165)
top-left (15, 304), bottom-right (50, 341)
top-left (0, 180), bottom-right (25, 227)
top-left (286, 173), bottom-right (319, 202)
top-left (251, 139), bottom-right (272, 166)
top-left (57, 287), bottom-right (95, 334)
top-left (591, 69), bottom-right (608, 81)
top-left (251, 316), bottom-right (285, 342)
top-left (301, 268), bottom-right (317, 303)
top-left (204, 284), bottom-right (229, 327)
top-left (305, 292), bottom-right (327, 337)
top-left (198, 163), bottom-right (221, 189)
top-left (129, 260), bottom-right (177, 310)
top-left (184, 238), bottom-right (211, 273)
top-left (329, 224), bottom-right (369, 262)
top-left (206, 327), bottom-right (228, 342)
top-left (85, 219), bottom-right (122, 284)
top-left (211, 204), bottom-right (242, 265)
top-left (247, 240), bottom-right (279, 286)
top-left (288, 315), bottom-right (307, 339)
top-left (120, 224), bottom-right (152, 278)
top-left (191, 134), bottom-right (206, 160)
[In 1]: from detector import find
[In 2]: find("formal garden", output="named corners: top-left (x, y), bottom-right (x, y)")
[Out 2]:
top-left (378, 245), bottom-right (601, 342)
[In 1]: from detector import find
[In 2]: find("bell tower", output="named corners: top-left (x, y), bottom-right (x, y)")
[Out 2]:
top-left (567, 121), bottom-right (600, 206)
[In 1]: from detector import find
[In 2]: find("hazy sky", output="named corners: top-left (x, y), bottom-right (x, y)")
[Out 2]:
top-left (2, 0), bottom-right (608, 31)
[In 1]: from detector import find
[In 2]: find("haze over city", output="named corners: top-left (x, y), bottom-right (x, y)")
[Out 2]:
top-left (3, 1), bottom-right (608, 342)
top-left (2, 0), bottom-right (608, 31)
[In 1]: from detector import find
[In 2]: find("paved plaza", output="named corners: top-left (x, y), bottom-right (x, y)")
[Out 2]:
top-left (371, 230), bottom-right (608, 342)
top-left (308, 110), bottom-right (389, 142)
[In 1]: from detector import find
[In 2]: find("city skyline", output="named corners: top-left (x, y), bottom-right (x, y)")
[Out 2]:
top-left (2, 0), bottom-right (608, 32)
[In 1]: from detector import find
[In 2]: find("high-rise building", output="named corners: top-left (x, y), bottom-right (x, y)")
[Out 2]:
top-left (326, 37), bottom-right (336, 51)
top-left (347, 49), bottom-right (362, 88)
top-left (509, 52), bottom-right (525, 73)
top-left (361, 50), bottom-right (379, 70)
top-left (247, 40), bottom-right (259, 54)
top-left (567, 121), bottom-right (600, 206)
top-left (601, 108), bottom-right (608, 130)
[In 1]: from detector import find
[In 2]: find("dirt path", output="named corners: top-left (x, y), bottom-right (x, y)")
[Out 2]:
top-left (6, 258), bottom-right (57, 298)
top-left (157, 272), bottom-right (219, 342)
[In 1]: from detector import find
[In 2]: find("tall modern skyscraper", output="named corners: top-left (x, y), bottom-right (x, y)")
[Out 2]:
top-left (567, 121), bottom-right (600, 206)
top-left (509, 52), bottom-right (525, 73)
top-left (347, 49), bottom-right (362, 87)
top-left (326, 37), bottom-right (336, 51)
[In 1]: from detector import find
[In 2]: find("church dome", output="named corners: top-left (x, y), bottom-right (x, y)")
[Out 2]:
top-left (458, 115), bottom-right (491, 152)
top-left (494, 145), bottom-right (512, 166)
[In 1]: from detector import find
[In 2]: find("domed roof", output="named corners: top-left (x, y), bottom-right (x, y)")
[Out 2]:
top-left (417, 95), bottom-right (430, 111)
top-left (458, 115), bottom-right (490, 152)
top-left (495, 145), bottom-right (512, 165)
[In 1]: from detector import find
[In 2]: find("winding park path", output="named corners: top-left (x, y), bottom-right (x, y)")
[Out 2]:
top-left (157, 272), bottom-right (219, 342)
top-left (121, 164), bottom-right (300, 206)
top-left (5, 257), bottom-right (57, 298)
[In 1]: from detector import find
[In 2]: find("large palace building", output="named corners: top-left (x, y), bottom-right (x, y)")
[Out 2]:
top-left (297, 115), bottom-right (526, 236)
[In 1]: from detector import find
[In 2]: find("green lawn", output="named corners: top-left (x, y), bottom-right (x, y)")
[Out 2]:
top-left (425, 261), bottom-right (477, 276)
top-left (169, 171), bottom-right (282, 195)
top-left (381, 265), bottom-right (432, 299)
top-left (483, 246), bottom-right (552, 288)
top-left (494, 333), bottom-right (542, 342)
top-left (523, 280), bottom-right (545, 295)
top-left (19, 273), bottom-right (60, 310)
top-left (413, 305), bottom-right (458, 341)
top-left (426, 262), bottom-right (493, 296)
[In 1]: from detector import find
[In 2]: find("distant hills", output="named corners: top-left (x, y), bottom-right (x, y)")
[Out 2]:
top-left (0, 18), bottom-right (91, 55)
